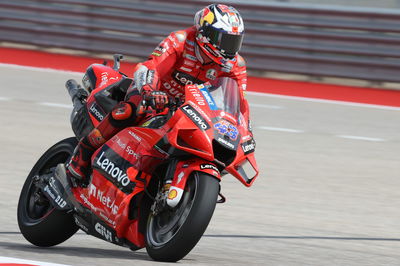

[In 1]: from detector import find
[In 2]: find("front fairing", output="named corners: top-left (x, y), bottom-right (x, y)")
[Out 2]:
top-left (167, 77), bottom-right (259, 186)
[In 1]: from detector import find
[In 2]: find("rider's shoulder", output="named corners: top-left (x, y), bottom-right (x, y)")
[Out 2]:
top-left (235, 54), bottom-right (246, 68)
top-left (169, 27), bottom-right (195, 44)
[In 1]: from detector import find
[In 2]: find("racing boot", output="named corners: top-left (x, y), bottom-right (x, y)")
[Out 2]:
top-left (66, 141), bottom-right (95, 186)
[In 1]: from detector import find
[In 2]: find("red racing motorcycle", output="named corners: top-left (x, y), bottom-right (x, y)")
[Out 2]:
top-left (17, 55), bottom-right (258, 262)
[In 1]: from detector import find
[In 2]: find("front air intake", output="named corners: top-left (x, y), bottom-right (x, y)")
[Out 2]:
top-left (212, 140), bottom-right (236, 167)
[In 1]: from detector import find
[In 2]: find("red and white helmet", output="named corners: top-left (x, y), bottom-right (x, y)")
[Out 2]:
top-left (194, 4), bottom-right (244, 66)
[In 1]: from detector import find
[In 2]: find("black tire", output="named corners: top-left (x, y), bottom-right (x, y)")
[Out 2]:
top-left (17, 137), bottom-right (79, 247)
top-left (145, 172), bottom-right (219, 262)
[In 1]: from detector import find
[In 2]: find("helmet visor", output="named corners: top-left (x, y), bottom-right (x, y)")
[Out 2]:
top-left (203, 26), bottom-right (244, 58)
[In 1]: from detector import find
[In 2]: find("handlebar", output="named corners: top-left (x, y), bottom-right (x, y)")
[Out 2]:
top-left (141, 95), bottom-right (183, 114)
top-left (65, 79), bottom-right (88, 107)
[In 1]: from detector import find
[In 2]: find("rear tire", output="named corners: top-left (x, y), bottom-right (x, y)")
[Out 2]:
top-left (145, 172), bottom-right (219, 262)
top-left (17, 137), bottom-right (79, 247)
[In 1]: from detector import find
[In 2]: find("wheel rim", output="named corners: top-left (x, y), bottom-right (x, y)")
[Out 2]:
top-left (23, 148), bottom-right (72, 223)
top-left (147, 175), bottom-right (198, 247)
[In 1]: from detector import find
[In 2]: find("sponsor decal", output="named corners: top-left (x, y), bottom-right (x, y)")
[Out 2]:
top-left (241, 138), bottom-right (256, 155)
top-left (242, 135), bottom-right (252, 141)
top-left (189, 87), bottom-right (206, 106)
top-left (168, 189), bottom-right (178, 200)
top-left (89, 184), bottom-right (119, 215)
top-left (93, 146), bottom-right (135, 194)
top-left (180, 66), bottom-right (192, 72)
top-left (163, 81), bottom-right (184, 98)
top-left (74, 217), bottom-right (89, 232)
top-left (206, 69), bottom-right (217, 80)
top-left (187, 100), bottom-right (211, 122)
top-left (128, 130), bottom-right (142, 141)
top-left (173, 70), bottom-right (203, 86)
top-left (214, 120), bottom-right (239, 140)
top-left (200, 163), bottom-right (219, 172)
top-left (111, 135), bottom-right (139, 159)
top-left (185, 46), bottom-right (194, 51)
top-left (177, 171), bottom-right (184, 184)
top-left (152, 43), bottom-right (168, 57)
top-left (217, 137), bottom-right (235, 149)
top-left (200, 87), bottom-right (218, 110)
top-left (181, 104), bottom-right (210, 130)
top-left (186, 39), bottom-right (195, 46)
top-left (46, 177), bottom-right (67, 208)
top-left (80, 193), bottom-right (98, 212)
top-left (221, 62), bottom-right (234, 73)
top-left (184, 53), bottom-right (198, 61)
top-left (96, 151), bottom-right (130, 186)
top-left (99, 72), bottom-right (109, 87)
top-left (89, 102), bottom-right (105, 121)
top-left (146, 70), bottom-right (155, 85)
top-left (184, 60), bottom-right (195, 67)
top-left (95, 222), bottom-right (113, 242)
top-left (154, 45), bottom-right (166, 54)
top-left (43, 185), bottom-right (55, 200)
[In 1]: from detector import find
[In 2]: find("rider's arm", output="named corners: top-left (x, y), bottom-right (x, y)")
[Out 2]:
top-left (229, 55), bottom-right (251, 128)
top-left (130, 30), bottom-right (186, 94)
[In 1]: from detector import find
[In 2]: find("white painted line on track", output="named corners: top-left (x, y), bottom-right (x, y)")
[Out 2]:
top-left (258, 126), bottom-right (304, 133)
top-left (2, 63), bottom-right (399, 111)
top-left (0, 97), bottom-right (11, 101)
top-left (249, 103), bottom-right (284, 109)
top-left (337, 135), bottom-right (386, 142)
top-left (38, 102), bottom-right (72, 109)
top-left (0, 256), bottom-right (70, 266)
top-left (247, 92), bottom-right (400, 111)
top-left (0, 63), bottom-right (84, 75)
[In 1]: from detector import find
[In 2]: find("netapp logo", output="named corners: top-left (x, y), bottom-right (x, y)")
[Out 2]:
top-left (89, 103), bottom-right (104, 121)
top-left (96, 151), bottom-right (130, 186)
top-left (181, 104), bottom-right (210, 130)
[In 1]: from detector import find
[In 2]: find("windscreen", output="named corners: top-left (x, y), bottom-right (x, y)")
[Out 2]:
top-left (206, 77), bottom-right (241, 119)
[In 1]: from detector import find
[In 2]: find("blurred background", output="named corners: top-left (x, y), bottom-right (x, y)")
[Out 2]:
top-left (1, 0), bottom-right (400, 88)
top-left (1, 1), bottom-right (400, 265)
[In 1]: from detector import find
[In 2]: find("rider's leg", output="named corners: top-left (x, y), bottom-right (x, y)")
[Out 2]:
top-left (67, 100), bottom-right (140, 181)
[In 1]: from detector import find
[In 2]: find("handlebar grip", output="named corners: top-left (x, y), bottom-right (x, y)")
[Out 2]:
top-left (65, 79), bottom-right (79, 99)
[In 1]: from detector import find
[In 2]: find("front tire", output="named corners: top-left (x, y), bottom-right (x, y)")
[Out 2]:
top-left (145, 172), bottom-right (219, 262)
top-left (17, 137), bottom-right (79, 247)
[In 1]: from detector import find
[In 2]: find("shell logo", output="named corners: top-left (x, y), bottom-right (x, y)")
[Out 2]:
top-left (168, 189), bottom-right (178, 200)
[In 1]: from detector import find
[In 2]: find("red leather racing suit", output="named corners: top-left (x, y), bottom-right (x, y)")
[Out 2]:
top-left (68, 26), bottom-right (251, 180)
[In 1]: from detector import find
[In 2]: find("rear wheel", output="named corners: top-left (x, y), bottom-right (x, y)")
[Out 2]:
top-left (17, 137), bottom-right (79, 247)
top-left (145, 172), bottom-right (219, 262)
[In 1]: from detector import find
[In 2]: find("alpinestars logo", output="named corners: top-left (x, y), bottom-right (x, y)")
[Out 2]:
top-left (181, 104), bottom-right (210, 130)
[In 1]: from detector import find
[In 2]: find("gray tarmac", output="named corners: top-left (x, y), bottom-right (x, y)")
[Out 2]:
top-left (0, 65), bottom-right (399, 265)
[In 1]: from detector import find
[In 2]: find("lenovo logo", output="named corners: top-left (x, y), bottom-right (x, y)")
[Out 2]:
top-left (181, 104), bottom-right (210, 130)
top-left (96, 152), bottom-right (130, 187)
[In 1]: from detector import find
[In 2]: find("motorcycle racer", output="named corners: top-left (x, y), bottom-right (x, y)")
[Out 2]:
top-left (67, 3), bottom-right (252, 182)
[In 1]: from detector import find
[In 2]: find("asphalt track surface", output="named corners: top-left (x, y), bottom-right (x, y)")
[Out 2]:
top-left (0, 65), bottom-right (399, 265)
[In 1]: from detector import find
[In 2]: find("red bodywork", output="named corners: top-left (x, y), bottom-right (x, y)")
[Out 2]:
top-left (71, 65), bottom-right (259, 249)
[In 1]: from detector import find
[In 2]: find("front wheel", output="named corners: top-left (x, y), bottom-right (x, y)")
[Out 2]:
top-left (145, 172), bottom-right (219, 262)
top-left (17, 137), bottom-right (79, 247)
